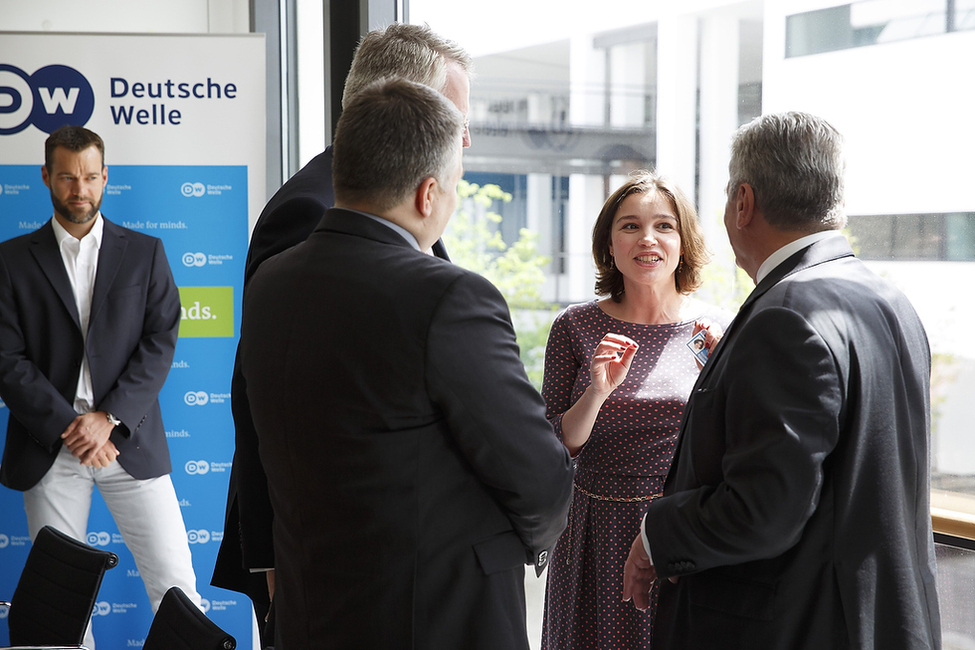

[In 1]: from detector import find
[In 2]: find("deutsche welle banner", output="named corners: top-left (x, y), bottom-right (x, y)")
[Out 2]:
top-left (0, 32), bottom-right (265, 648)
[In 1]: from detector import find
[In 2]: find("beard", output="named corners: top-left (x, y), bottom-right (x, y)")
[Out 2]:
top-left (50, 190), bottom-right (102, 225)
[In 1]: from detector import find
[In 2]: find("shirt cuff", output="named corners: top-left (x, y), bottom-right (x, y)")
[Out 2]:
top-left (640, 512), bottom-right (654, 566)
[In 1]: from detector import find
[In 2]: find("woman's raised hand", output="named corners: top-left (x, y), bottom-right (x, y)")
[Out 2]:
top-left (590, 333), bottom-right (639, 395)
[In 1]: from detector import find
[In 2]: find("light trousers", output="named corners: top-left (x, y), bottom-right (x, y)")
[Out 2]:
top-left (24, 446), bottom-right (200, 648)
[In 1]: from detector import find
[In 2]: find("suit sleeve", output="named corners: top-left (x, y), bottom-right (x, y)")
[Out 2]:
top-left (96, 238), bottom-right (180, 435)
top-left (231, 353), bottom-right (276, 569)
top-left (0, 248), bottom-right (78, 449)
top-left (425, 272), bottom-right (574, 569)
top-left (645, 306), bottom-right (843, 577)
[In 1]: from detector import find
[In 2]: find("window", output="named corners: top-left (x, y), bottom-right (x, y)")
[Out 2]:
top-left (786, 0), bottom-right (975, 57)
top-left (408, 1), bottom-right (975, 644)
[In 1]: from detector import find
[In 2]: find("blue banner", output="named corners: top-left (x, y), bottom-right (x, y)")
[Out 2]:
top-left (0, 164), bottom-right (252, 647)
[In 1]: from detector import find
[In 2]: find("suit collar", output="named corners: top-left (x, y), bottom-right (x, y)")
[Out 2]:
top-left (755, 230), bottom-right (842, 285)
top-left (317, 207), bottom-right (421, 251)
top-left (746, 234), bottom-right (854, 309)
top-left (693, 234), bottom-right (855, 388)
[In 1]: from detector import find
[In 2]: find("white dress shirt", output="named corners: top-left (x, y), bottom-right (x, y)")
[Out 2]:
top-left (51, 214), bottom-right (104, 414)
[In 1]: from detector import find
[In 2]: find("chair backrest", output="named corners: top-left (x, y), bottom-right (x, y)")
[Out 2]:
top-left (143, 586), bottom-right (236, 650)
top-left (7, 525), bottom-right (118, 646)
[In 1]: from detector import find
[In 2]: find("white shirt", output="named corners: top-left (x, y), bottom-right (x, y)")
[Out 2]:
top-left (52, 214), bottom-right (104, 414)
top-left (640, 229), bottom-right (846, 564)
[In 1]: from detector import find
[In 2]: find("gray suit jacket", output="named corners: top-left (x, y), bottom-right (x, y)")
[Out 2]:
top-left (240, 208), bottom-right (574, 649)
top-left (645, 235), bottom-right (941, 649)
top-left (0, 218), bottom-right (180, 490)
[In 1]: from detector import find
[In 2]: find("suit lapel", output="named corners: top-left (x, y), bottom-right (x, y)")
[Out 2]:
top-left (28, 222), bottom-right (82, 330)
top-left (91, 219), bottom-right (127, 327)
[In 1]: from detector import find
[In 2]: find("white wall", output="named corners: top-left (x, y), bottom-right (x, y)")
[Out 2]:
top-left (0, 0), bottom-right (249, 34)
top-left (763, 0), bottom-right (975, 216)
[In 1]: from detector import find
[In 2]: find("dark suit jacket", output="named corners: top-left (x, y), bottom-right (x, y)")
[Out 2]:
top-left (239, 209), bottom-right (574, 649)
top-left (644, 235), bottom-right (941, 649)
top-left (212, 150), bottom-right (336, 600)
top-left (212, 148), bottom-right (450, 595)
top-left (0, 218), bottom-right (180, 491)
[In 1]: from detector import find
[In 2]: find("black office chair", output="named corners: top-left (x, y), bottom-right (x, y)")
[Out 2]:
top-left (0, 525), bottom-right (118, 648)
top-left (143, 586), bottom-right (235, 650)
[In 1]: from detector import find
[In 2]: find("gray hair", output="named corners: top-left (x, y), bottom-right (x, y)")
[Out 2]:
top-left (728, 111), bottom-right (846, 231)
top-left (332, 77), bottom-right (463, 211)
top-left (342, 23), bottom-right (473, 109)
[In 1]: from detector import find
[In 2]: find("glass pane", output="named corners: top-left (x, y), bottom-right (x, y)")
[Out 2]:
top-left (411, 0), bottom-right (975, 490)
top-left (936, 540), bottom-right (975, 646)
top-left (408, 2), bottom-right (975, 643)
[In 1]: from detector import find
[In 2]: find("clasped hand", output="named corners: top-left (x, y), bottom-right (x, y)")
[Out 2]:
top-left (61, 411), bottom-right (120, 468)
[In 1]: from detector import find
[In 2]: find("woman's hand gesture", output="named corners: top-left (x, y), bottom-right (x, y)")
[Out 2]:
top-left (590, 333), bottom-right (639, 396)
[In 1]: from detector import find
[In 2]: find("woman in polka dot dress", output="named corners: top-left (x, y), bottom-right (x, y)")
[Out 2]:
top-left (541, 171), bottom-right (732, 649)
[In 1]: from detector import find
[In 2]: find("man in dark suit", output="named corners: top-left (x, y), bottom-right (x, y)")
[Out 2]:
top-left (239, 78), bottom-right (573, 649)
top-left (622, 112), bottom-right (941, 649)
top-left (0, 125), bottom-right (199, 647)
top-left (211, 26), bottom-right (472, 638)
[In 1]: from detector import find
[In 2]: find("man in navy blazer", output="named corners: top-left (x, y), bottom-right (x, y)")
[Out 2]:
top-left (0, 126), bottom-right (199, 645)
top-left (623, 112), bottom-right (941, 649)
top-left (212, 23), bottom-right (472, 641)
top-left (239, 78), bottom-right (573, 649)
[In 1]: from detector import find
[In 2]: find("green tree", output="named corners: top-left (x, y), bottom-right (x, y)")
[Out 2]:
top-left (443, 180), bottom-right (557, 387)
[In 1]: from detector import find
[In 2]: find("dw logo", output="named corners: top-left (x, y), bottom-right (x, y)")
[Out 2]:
top-left (0, 603), bottom-right (8, 619)
top-left (93, 601), bottom-right (112, 617)
top-left (185, 460), bottom-right (210, 475)
top-left (182, 252), bottom-right (207, 267)
top-left (184, 390), bottom-right (209, 406)
top-left (0, 534), bottom-right (9, 549)
top-left (181, 182), bottom-right (206, 197)
top-left (86, 531), bottom-right (112, 547)
top-left (186, 529), bottom-right (211, 544)
top-left (200, 598), bottom-right (211, 613)
top-left (0, 64), bottom-right (95, 135)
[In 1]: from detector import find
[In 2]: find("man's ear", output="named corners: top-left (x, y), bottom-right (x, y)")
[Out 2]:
top-left (41, 165), bottom-right (51, 189)
top-left (735, 183), bottom-right (756, 229)
top-left (414, 177), bottom-right (438, 219)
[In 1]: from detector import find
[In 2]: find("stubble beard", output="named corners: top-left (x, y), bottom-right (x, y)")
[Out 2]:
top-left (50, 190), bottom-right (101, 225)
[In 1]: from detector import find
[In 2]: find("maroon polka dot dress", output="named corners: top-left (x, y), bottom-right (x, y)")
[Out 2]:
top-left (540, 300), bottom-right (730, 650)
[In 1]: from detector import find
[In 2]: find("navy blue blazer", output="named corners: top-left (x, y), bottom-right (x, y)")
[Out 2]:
top-left (0, 217), bottom-right (181, 491)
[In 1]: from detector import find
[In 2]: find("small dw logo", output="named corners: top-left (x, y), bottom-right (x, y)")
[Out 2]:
top-left (181, 182), bottom-right (206, 197)
top-left (184, 390), bottom-right (209, 406)
top-left (185, 460), bottom-right (210, 475)
top-left (86, 531), bottom-right (112, 547)
top-left (93, 601), bottom-right (111, 617)
top-left (183, 252), bottom-right (207, 267)
top-left (0, 64), bottom-right (95, 134)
